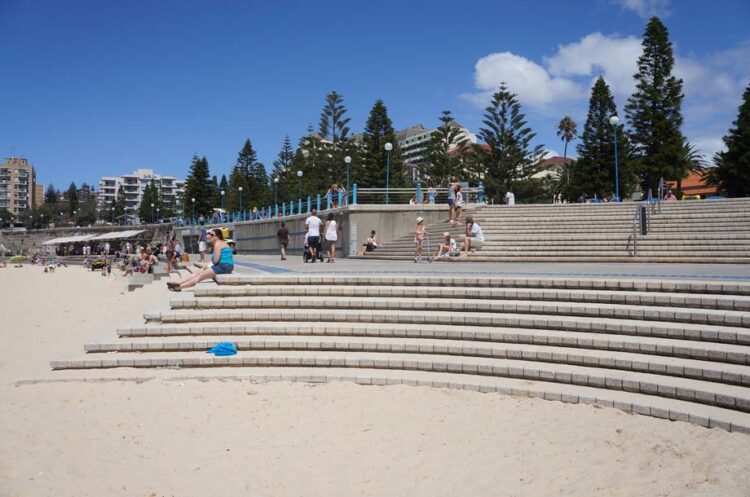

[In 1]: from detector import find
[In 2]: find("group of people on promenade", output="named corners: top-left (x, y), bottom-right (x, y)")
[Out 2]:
top-left (275, 210), bottom-right (381, 262)
top-left (298, 209), bottom-right (340, 263)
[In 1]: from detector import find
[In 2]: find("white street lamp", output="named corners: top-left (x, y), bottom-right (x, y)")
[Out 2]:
top-left (384, 142), bottom-right (393, 205)
top-left (609, 115), bottom-right (620, 201)
top-left (344, 156), bottom-right (352, 204)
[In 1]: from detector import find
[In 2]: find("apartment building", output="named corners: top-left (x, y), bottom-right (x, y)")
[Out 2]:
top-left (34, 183), bottom-right (44, 208)
top-left (0, 157), bottom-right (38, 218)
top-left (395, 123), bottom-right (477, 182)
top-left (97, 168), bottom-right (184, 218)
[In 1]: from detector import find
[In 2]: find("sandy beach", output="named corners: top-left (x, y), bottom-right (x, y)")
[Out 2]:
top-left (1, 265), bottom-right (749, 497)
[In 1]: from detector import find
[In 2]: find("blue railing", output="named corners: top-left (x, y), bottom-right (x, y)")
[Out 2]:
top-left (189, 181), bottom-right (484, 225)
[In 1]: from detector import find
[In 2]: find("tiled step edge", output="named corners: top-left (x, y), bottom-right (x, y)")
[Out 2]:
top-left (83, 336), bottom-right (750, 386)
top-left (23, 368), bottom-right (750, 433)
top-left (115, 323), bottom-right (750, 365)
top-left (49, 351), bottom-right (750, 414)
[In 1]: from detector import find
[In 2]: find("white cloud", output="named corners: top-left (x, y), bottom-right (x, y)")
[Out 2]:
top-left (464, 52), bottom-right (583, 109)
top-left (464, 32), bottom-right (748, 119)
top-left (463, 34), bottom-right (642, 111)
top-left (544, 33), bottom-right (642, 97)
top-left (616, 0), bottom-right (670, 19)
top-left (689, 135), bottom-right (724, 162)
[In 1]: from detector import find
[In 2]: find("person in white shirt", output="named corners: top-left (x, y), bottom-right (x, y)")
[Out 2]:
top-left (435, 231), bottom-right (459, 258)
top-left (505, 190), bottom-right (515, 206)
top-left (461, 216), bottom-right (485, 256)
top-left (304, 208), bottom-right (323, 263)
top-left (323, 212), bottom-right (338, 263)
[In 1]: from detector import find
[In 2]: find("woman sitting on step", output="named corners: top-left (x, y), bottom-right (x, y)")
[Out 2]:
top-left (167, 228), bottom-right (234, 292)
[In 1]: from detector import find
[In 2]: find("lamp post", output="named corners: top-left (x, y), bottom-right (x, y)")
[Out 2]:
top-left (273, 177), bottom-right (279, 205)
top-left (191, 197), bottom-right (196, 224)
top-left (296, 170), bottom-right (303, 200)
top-left (110, 207), bottom-right (114, 224)
top-left (238, 186), bottom-right (243, 219)
top-left (59, 211), bottom-right (63, 227)
top-left (610, 115), bottom-right (620, 202)
top-left (384, 142), bottom-right (393, 205)
top-left (344, 155), bottom-right (352, 204)
top-left (150, 203), bottom-right (155, 224)
top-left (72, 210), bottom-right (77, 226)
top-left (40, 213), bottom-right (44, 229)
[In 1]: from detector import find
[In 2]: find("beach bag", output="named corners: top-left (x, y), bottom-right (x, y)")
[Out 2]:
top-left (182, 254), bottom-right (190, 263)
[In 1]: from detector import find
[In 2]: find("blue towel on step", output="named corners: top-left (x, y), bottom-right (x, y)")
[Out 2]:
top-left (207, 342), bottom-right (238, 356)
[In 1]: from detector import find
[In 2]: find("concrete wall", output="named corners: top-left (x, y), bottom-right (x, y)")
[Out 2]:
top-left (185, 204), bottom-right (450, 257)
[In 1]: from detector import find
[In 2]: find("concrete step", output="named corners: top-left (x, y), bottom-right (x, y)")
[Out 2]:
top-left (48, 350), bottom-right (750, 413)
top-left (143, 308), bottom-right (750, 346)
top-left (389, 234), bottom-right (750, 243)
top-left (356, 254), bottom-right (750, 264)
top-left (29, 366), bottom-right (750, 432)
top-left (378, 242), bottom-right (750, 251)
top-left (371, 250), bottom-right (750, 258)
top-left (83, 335), bottom-right (750, 386)
top-left (115, 321), bottom-right (750, 365)
top-left (214, 275), bottom-right (750, 296)
top-left (168, 296), bottom-right (750, 327)
top-left (127, 273), bottom-right (153, 291)
top-left (192, 285), bottom-right (750, 311)
top-left (471, 211), bottom-right (750, 220)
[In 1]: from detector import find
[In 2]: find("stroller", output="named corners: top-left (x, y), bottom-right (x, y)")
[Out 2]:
top-left (302, 234), bottom-right (324, 263)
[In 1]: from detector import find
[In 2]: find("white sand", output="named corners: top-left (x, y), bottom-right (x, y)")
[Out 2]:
top-left (1, 266), bottom-right (749, 497)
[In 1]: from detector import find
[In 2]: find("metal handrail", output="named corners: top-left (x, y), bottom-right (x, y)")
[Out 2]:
top-left (356, 187), bottom-right (482, 205)
top-left (655, 176), bottom-right (663, 214)
top-left (630, 205), bottom-right (639, 257)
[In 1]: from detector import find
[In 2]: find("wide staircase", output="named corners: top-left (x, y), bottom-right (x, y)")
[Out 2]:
top-left (366, 198), bottom-right (750, 263)
top-left (51, 273), bottom-right (750, 432)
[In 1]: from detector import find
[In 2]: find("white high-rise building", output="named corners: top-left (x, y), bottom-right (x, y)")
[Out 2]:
top-left (97, 169), bottom-right (184, 218)
top-left (395, 122), bottom-right (477, 182)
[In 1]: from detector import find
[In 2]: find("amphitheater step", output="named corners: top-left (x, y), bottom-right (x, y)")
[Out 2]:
top-left (27, 367), bottom-right (750, 433)
top-left (192, 285), bottom-right (750, 311)
top-left (50, 268), bottom-right (750, 432)
top-left (49, 350), bottom-right (750, 414)
top-left (83, 335), bottom-right (750, 386)
top-left (214, 275), bottom-right (750, 296)
top-left (114, 322), bottom-right (750, 365)
top-left (165, 296), bottom-right (750, 328)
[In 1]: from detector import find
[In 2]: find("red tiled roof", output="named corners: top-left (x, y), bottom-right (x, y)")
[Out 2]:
top-left (668, 170), bottom-right (718, 196)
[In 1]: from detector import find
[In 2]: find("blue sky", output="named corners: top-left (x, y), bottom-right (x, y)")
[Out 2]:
top-left (1, 0), bottom-right (749, 190)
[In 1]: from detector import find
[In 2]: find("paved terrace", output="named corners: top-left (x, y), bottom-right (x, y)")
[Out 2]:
top-left (220, 254), bottom-right (750, 281)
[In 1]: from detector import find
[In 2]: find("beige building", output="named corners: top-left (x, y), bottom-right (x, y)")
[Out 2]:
top-left (34, 183), bottom-right (44, 207)
top-left (0, 157), bottom-right (38, 218)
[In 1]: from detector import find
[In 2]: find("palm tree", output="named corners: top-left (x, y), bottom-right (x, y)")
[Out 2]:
top-left (556, 116), bottom-right (578, 184)
top-left (675, 141), bottom-right (707, 197)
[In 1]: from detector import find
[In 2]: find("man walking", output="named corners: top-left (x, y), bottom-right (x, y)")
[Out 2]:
top-left (304, 209), bottom-right (322, 263)
top-left (277, 222), bottom-right (290, 260)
